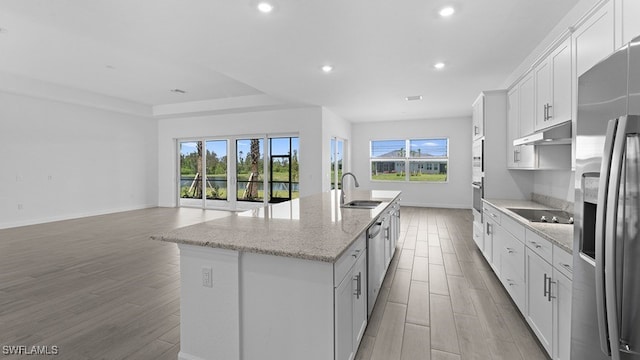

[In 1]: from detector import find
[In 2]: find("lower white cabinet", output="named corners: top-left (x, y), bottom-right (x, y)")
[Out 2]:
top-left (335, 235), bottom-right (367, 360)
top-left (553, 268), bottom-right (572, 360)
top-left (525, 248), bottom-right (554, 355)
top-left (474, 203), bottom-right (573, 360)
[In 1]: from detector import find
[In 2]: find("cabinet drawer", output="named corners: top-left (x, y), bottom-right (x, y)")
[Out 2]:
top-left (526, 229), bottom-right (553, 261)
top-left (483, 203), bottom-right (501, 224)
top-left (335, 235), bottom-right (366, 285)
top-left (553, 245), bottom-right (573, 280)
top-left (501, 260), bottom-right (525, 312)
top-left (501, 231), bottom-right (525, 280)
top-left (502, 213), bottom-right (525, 239)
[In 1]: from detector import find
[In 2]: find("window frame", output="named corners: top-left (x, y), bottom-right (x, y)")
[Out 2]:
top-left (369, 138), bottom-right (449, 183)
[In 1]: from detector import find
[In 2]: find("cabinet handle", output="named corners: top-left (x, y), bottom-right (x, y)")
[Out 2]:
top-left (514, 150), bottom-right (517, 163)
top-left (543, 273), bottom-right (556, 302)
top-left (547, 104), bottom-right (552, 120)
top-left (506, 247), bottom-right (515, 254)
top-left (530, 241), bottom-right (542, 249)
top-left (474, 125), bottom-right (479, 135)
top-left (352, 249), bottom-right (360, 258)
top-left (353, 272), bottom-right (362, 299)
top-left (543, 104), bottom-right (548, 121)
top-left (506, 278), bottom-right (515, 286)
top-left (486, 223), bottom-right (492, 236)
top-left (560, 263), bottom-right (572, 272)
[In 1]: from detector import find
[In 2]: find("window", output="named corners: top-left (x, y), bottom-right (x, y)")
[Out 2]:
top-left (370, 138), bottom-right (448, 182)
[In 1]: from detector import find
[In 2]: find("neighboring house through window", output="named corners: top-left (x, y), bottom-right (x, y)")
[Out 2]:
top-left (370, 138), bottom-right (448, 182)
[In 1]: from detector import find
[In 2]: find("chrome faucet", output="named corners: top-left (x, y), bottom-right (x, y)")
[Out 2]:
top-left (340, 172), bottom-right (360, 205)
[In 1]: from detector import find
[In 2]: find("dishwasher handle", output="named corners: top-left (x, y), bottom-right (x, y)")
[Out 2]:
top-left (368, 222), bottom-right (383, 239)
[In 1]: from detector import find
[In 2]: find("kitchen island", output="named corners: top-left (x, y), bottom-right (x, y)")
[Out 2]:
top-left (152, 189), bottom-right (401, 360)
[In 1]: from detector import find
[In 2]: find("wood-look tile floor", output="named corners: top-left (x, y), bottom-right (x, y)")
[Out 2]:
top-left (0, 206), bottom-right (549, 360)
top-left (0, 207), bottom-right (230, 360)
top-left (356, 207), bottom-right (549, 360)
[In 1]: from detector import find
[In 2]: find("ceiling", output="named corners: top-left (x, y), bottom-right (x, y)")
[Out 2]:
top-left (0, 0), bottom-right (581, 122)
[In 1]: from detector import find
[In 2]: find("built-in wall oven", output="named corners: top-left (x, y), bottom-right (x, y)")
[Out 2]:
top-left (472, 139), bottom-right (484, 217)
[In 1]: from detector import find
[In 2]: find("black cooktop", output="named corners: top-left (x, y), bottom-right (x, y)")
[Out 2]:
top-left (507, 208), bottom-right (574, 224)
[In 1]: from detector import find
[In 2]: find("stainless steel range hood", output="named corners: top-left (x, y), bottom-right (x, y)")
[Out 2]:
top-left (513, 121), bottom-right (572, 146)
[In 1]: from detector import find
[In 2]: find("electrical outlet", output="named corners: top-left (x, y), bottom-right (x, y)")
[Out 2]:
top-left (202, 267), bottom-right (213, 288)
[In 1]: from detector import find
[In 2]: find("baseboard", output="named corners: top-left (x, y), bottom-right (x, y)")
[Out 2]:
top-left (0, 204), bottom-right (157, 229)
top-left (178, 350), bottom-right (208, 360)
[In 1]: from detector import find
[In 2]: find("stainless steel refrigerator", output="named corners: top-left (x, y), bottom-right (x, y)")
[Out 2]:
top-left (573, 35), bottom-right (640, 360)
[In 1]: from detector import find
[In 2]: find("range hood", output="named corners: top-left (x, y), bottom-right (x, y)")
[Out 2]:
top-left (513, 121), bottom-right (572, 146)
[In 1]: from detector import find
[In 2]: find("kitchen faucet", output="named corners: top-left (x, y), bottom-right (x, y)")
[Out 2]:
top-left (340, 172), bottom-right (360, 205)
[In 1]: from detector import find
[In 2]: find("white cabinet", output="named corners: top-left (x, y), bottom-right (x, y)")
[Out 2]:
top-left (525, 248), bottom-right (554, 355)
top-left (472, 94), bottom-right (484, 140)
top-left (507, 76), bottom-right (535, 169)
top-left (335, 235), bottom-right (367, 360)
top-left (553, 268), bottom-right (572, 360)
top-left (534, 38), bottom-right (572, 131)
top-left (615, 0), bottom-right (640, 47)
top-left (574, 1), bottom-right (615, 77)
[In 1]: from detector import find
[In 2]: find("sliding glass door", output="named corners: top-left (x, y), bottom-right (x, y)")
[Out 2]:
top-left (177, 135), bottom-right (299, 210)
top-left (204, 140), bottom-right (228, 207)
top-left (269, 137), bottom-right (300, 203)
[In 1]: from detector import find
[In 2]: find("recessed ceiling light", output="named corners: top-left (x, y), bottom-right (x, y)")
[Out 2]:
top-left (257, 2), bottom-right (274, 13)
top-left (321, 65), bottom-right (334, 73)
top-left (105, 65), bottom-right (116, 70)
top-left (434, 62), bottom-right (446, 70)
top-left (439, 6), bottom-right (455, 17)
top-left (406, 95), bottom-right (423, 101)
top-left (170, 89), bottom-right (187, 94)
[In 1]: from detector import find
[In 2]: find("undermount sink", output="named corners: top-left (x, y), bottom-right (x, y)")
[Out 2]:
top-left (341, 200), bottom-right (382, 209)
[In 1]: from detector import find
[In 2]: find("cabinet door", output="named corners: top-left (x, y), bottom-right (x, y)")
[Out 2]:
top-left (472, 95), bottom-right (484, 140)
top-left (525, 249), bottom-right (553, 355)
top-left (618, 0), bottom-right (640, 45)
top-left (549, 38), bottom-right (572, 127)
top-left (519, 72), bottom-right (535, 136)
top-left (352, 253), bottom-right (367, 348)
top-left (335, 274), bottom-right (354, 360)
top-left (534, 60), bottom-right (551, 131)
top-left (507, 87), bottom-right (519, 168)
top-left (553, 269), bottom-right (572, 360)
top-left (574, 1), bottom-right (614, 77)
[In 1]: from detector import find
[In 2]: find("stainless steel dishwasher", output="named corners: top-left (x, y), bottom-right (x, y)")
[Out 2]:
top-left (367, 218), bottom-right (386, 317)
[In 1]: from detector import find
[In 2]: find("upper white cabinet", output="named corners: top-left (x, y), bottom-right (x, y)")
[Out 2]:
top-left (534, 38), bottom-right (572, 131)
top-left (472, 94), bottom-right (484, 140)
top-left (615, 0), bottom-right (640, 48)
top-left (507, 74), bottom-right (535, 169)
top-left (574, 1), bottom-right (615, 77)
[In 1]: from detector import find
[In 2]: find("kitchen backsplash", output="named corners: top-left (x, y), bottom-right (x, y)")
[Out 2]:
top-left (532, 193), bottom-right (574, 214)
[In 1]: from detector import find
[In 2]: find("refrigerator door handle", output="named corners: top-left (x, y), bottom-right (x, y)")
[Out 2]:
top-left (595, 118), bottom-right (619, 356)
top-left (605, 115), bottom-right (630, 360)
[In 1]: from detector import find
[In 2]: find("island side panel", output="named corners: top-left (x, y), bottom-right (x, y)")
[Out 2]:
top-left (178, 244), bottom-right (240, 360)
top-left (241, 252), bottom-right (334, 360)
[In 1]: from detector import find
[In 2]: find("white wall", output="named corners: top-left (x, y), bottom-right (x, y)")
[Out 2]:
top-left (321, 108), bottom-right (352, 191)
top-left (157, 107), bottom-right (323, 207)
top-left (0, 91), bottom-right (158, 229)
top-left (352, 117), bottom-right (472, 208)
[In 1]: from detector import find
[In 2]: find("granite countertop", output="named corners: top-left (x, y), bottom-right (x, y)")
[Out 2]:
top-left (483, 198), bottom-right (574, 253)
top-left (152, 190), bottom-right (401, 263)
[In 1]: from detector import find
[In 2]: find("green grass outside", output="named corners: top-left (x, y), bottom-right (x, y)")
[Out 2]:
top-left (371, 173), bottom-right (447, 182)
